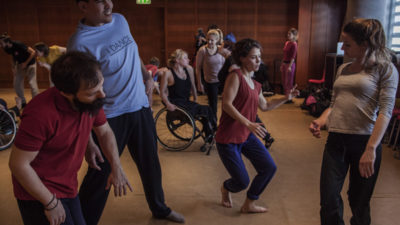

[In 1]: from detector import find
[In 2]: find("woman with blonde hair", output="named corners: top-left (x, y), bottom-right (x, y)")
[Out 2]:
top-left (161, 49), bottom-right (216, 143)
top-left (309, 18), bottom-right (398, 225)
top-left (196, 28), bottom-right (230, 119)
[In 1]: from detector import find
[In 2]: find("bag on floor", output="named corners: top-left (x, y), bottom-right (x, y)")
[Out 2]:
top-left (300, 87), bottom-right (331, 117)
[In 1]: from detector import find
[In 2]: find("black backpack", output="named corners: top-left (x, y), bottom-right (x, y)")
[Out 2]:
top-left (300, 87), bottom-right (331, 117)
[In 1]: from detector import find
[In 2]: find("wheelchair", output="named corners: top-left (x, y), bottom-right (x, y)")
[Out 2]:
top-left (0, 108), bottom-right (17, 151)
top-left (154, 106), bottom-right (214, 154)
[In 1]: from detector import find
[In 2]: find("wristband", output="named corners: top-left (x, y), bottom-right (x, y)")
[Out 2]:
top-left (44, 193), bottom-right (56, 208)
top-left (45, 198), bottom-right (59, 211)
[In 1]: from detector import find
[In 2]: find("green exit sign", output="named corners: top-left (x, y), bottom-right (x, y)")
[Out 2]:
top-left (136, 0), bottom-right (151, 4)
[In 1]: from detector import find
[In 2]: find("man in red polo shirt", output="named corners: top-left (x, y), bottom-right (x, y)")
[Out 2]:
top-left (9, 51), bottom-right (132, 225)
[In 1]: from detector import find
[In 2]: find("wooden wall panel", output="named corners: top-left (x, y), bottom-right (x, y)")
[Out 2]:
top-left (309, 1), bottom-right (330, 78)
top-left (0, 0), bottom-right (345, 92)
top-left (117, 4), bottom-right (166, 66)
top-left (197, 0), bottom-right (226, 32)
top-left (227, 0), bottom-right (257, 40)
top-left (297, 0), bottom-right (313, 89)
top-left (165, 0), bottom-right (196, 61)
top-left (0, 0), bottom-right (10, 86)
top-left (257, 0), bottom-right (298, 89)
top-left (0, 0), bottom-right (80, 87)
top-left (296, 0), bottom-right (346, 89)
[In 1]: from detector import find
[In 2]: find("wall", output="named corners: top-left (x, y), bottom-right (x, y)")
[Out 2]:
top-left (0, 0), bottom-right (298, 89)
top-left (0, 0), bottom-right (350, 92)
top-left (296, 0), bottom-right (347, 89)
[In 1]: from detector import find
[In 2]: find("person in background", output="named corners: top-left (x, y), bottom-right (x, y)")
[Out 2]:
top-left (68, 0), bottom-right (184, 224)
top-left (195, 28), bottom-right (207, 54)
top-left (160, 49), bottom-right (216, 146)
top-left (0, 33), bottom-right (38, 107)
top-left (34, 42), bottom-right (66, 87)
top-left (216, 38), bottom-right (298, 213)
top-left (309, 18), bottom-right (398, 225)
top-left (280, 28), bottom-right (298, 103)
top-left (145, 56), bottom-right (161, 106)
top-left (9, 51), bottom-right (132, 225)
top-left (196, 28), bottom-right (230, 119)
top-left (223, 32), bottom-right (236, 51)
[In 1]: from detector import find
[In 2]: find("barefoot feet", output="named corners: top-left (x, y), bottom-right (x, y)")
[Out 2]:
top-left (240, 198), bottom-right (268, 213)
top-left (221, 185), bottom-right (232, 208)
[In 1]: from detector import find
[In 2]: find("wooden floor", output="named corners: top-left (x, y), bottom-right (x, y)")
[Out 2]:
top-left (1, 88), bottom-right (400, 225)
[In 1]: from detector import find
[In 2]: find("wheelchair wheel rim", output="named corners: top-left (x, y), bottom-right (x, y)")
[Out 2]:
top-left (154, 107), bottom-right (195, 151)
top-left (0, 109), bottom-right (17, 151)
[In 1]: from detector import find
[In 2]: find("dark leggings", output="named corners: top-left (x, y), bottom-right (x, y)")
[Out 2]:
top-left (205, 81), bottom-right (219, 119)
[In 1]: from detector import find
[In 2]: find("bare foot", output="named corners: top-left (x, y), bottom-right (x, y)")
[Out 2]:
top-left (240, 198), bottom-right (268, 213)
top-left (221, 185), bottom-right (232, 208)
top-left (15, 97), bottom-right (22, 110)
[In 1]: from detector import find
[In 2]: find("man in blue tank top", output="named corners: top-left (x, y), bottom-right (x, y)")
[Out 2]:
top-left (68, 0), bottom-right (184, 224)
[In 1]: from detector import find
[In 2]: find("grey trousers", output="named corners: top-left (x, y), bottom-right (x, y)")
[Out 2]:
top-left (13, 64), bottom-right (39, 104)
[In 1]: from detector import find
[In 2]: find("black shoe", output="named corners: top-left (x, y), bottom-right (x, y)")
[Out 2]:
top-left (284, 99), bottom-right (294, 104)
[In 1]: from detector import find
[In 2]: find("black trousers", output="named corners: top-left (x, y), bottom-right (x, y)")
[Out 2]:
top-left (17, 196), bottom-right (86, 225)
top-left (205, 81), bottom-right (219, 120)
top-left (171, 99), bottom-right (217, 137)
top-left (320, 132), bottom-right (382, 225)
top-left (79, 107), bottom-right (171, 225)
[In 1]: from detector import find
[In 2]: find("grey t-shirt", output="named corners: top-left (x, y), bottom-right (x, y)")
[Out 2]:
top-left (327, 62), bottom-right (398, 135)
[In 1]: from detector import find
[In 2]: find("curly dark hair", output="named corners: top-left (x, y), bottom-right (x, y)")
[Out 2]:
top-left (51, 51), bottom-right (101, 95)
top-left (232, 38), bottom-right (262, 66)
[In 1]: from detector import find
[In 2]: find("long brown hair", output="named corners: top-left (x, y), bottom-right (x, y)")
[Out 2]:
top-left (343, 18), bottom-right (392, 74)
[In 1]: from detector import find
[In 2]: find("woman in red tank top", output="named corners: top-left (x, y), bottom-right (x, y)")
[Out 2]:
top-left (216, 38), bottom-right (299, 213)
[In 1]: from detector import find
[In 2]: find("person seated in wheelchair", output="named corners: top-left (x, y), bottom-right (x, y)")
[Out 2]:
top-left (160, 49), bottom-right (217, 143)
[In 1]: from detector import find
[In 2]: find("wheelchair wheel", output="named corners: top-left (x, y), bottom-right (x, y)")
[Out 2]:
top-left (0, 109), bottom-right (17, 151)
top-left (154, 107), bottom-right (195, 151)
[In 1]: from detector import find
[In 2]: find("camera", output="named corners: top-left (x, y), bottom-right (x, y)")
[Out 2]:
top-left (264, 131), bottom-right (274, 148)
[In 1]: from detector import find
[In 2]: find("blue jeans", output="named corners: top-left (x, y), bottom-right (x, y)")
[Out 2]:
top-left (216, 133), bottom-right (277, 200)
top-left (320, 132), bottom-right (382, 225)
top-left (17, 195), bottom-right (86, 225)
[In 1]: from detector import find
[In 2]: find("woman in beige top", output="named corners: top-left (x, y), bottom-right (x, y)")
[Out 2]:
top-left (196, 29), bottom-right (230, 119)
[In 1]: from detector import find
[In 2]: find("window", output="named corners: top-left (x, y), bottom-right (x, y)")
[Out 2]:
top-left (389, 0), bottom-right (400, 51)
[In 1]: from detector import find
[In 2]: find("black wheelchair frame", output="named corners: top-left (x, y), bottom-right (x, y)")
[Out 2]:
top-left (154, 106), bottom-right (214, 155)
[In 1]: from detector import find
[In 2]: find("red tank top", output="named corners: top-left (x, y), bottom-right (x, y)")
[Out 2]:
top-left (215, 69), bottom-right (261, 144)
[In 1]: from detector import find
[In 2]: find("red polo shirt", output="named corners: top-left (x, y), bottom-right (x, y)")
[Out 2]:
top-left (12, 87), bottom-right (107, 200)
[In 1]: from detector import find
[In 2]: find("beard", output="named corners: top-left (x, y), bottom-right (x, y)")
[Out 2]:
top-left (73, 97), bottom-right (105, 115)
